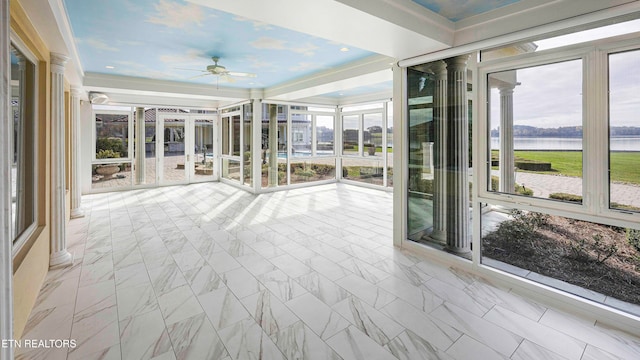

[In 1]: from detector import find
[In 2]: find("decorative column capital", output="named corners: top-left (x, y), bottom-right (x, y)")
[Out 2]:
top-left (430, 60), bottom-right (447, 79)
top-left (71, 86), bottom-right (84, 98)
top-left (444, 54), bottom-right (470, 70)
top-left (50, 52), bottom-right (69, 74)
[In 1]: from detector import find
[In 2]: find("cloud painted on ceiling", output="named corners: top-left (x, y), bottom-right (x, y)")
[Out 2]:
top-left (63, 0), bottom-right (373, 88)
top-left (412, 0), bottom-right (521, 21)
top-left (322, 81), bottom-right (393, 99)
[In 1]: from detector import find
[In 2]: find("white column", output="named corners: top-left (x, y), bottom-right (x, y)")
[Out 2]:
top-left (268, 104), bottom-right (278, 186)
top-left (430, 60), bottom-right (447, 243)
top-left (50, 52), bottom-right (73, 268)
top-left (498, 84), bottom-right (516, 193)
top-left (135, 107), bottom-right (145, 185)
top-left (1, 0), bottom-right (15, 356)
top-left (70, 87), bottom-right (85, 218)
top-left (444, 55), bottom-right (471, 255)
top-left (252, 98), bottom-right (263, 193)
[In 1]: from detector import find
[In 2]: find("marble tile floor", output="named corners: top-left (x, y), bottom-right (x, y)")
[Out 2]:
top-left (16, 182), bottom-right (640, 360)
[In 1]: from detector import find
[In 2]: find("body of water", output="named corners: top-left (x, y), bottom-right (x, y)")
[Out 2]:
top-left (491, 137), bottom-right (640, 151)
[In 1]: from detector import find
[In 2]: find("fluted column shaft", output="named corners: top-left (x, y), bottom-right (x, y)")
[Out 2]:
top-left (444, 55), bottom-right (470, 254)
top-left (431, 60), bottom-right (447, 243)
top-left (268, 104), bottom-right (278, 186)
top-left (70, 87), bottom-right (84, 218)
top-left (499, 85), bottom-right (516, 193)
top-left (50, 53), bottom-right (73, 268)
top-left (135, 107), bottom-right (146, 184)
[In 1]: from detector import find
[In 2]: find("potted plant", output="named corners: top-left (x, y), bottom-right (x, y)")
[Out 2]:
top-left (95, 149), bottom-right (121, 178)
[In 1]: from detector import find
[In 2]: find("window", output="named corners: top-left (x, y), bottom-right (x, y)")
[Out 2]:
top-left (609, 49), bottom-right (640, 212)
top-left (487, 60), bottom-right (583, 202)
top-left (477, 33), bottom-right (640, 316)
top-left (340, 102), bottom-right (392, 187)
top-left (10, 43), bottom-right (38, 249)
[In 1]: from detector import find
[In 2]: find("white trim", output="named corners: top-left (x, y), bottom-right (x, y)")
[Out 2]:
top-left (392, 64), bottom-right (406, 247)
top-left (1, 0), bottom-right (14, 355)
top-left (9, 32), bottom-right (40, 257)
top-left (399, 5), bottom-right (640, 68)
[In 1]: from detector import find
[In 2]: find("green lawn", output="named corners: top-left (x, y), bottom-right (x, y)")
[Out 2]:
top-left (491, 150), bottom-right (640, 185)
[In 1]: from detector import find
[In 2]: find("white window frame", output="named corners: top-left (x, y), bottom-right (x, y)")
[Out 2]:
top-left (9, 33), bottom-right (39, 257)
top-left (475, 32), bottom-right (640, 250)
top-left (92, 109), bottom-right (134, 163)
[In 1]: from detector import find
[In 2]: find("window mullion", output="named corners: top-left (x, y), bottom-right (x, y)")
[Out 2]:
top-left (585, 49), bottom-right (609, 216)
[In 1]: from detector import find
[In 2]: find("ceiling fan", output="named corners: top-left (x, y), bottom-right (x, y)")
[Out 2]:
top-left (181, 56), bottom-right (257, 84)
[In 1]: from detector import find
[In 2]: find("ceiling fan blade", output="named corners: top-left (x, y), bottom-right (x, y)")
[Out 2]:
top-left (188, 73), bottom-right (212, 80)
top-left (228, 71), bottom-right (257, 78)
top-left (220, 75), bottom-right (236, 83)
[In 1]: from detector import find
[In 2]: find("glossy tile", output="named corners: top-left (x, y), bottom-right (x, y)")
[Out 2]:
top-left (484, 306), bottom-right (586, 360)
top-left (119, 309), bottom-right (173, 360)
top-left (326, 325), bottom-right (397, 360)
top-left (273, 321), bottom-right (341, 360)
top-left (166, 313), bottom-right (229, 360)
top-left (241, 289), bottom-right (300, 338)
top-left (385, 329), bottom-right (454, 360)
top-left (218, 317), bottom-right (286, 360)
top-left (285, 293), bottom-right (350, 340)
top-left (332, 296), bottom-right (404, 346)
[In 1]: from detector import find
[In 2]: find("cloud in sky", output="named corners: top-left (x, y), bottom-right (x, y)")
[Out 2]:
top-left (78, 38), bottom-right (120, 52)
top-left (250, 37), bottom-right (319, 56)
top-left (159, 49), bottom-right (205, 65)
top-left (290, 43), bottom-right (319, 57)
top-left (289, 62), bottom-right (323, 72)
top-left (146, 0), bottom-right (207, 28)
top-left (250, 37), bottom-right (287, 50)
top-left (233, 16), bottom-right (274, 31)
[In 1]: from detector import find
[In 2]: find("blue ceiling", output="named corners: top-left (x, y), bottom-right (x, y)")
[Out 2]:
top-left (63, 0), bottom-right (374, 89)
top-left (412, 0), bottom-right (521, 21)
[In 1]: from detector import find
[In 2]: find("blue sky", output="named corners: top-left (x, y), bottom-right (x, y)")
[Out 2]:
top-left (412, 0), bottom-right (521, 21)
top-left (63, 0), bottom-right (373, 88)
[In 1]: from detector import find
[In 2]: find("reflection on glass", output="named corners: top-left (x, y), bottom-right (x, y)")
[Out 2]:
top-left (193, 118), bottom-right (214, 180)
top-left (609, 49), bottom-right (640, 212)
top-left (364, 113), bottom-right (383, 157)
top-left (223, 158), bottom-right (241, 181)
top-left (162, 120), bottom-right (186, 183)
top-left (233, 115), bottom-right (241, 156)
top-left (342, 115), bottom-right (359, 156)
top-left (91, 162), bottom-right (132, 190)
top-left (488, 60), bottom-right (582, 202)
top-left (262, 104), bottom-right (288, 188)
top-left (342, 157), bottom-right (383, 186)
top-left (387, 102), bottom-right (394, 187)
top-left (222, 116), bottom-right (230, 156)
top-left (95, 113), bottom-right (129, 159)
top-left (144, 109), bottom-right (156, 185)
top-left (244, 105), bottom-right (252, 186)
top-left (407, 67), bottom-right (434, 239)
top-left (10, 44), bottom-right (36, 241)
top-left (292, 114), bottom-right (312, 156)
top-left (290, 158), bottom-right (336, 185)
top-left (316, 115), bottom-right (334, 155)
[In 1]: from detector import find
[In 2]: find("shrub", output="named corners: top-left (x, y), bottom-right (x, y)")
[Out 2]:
top-left (569, 234), bottom-right (618, 264)
top-left (627, 228), bottom-right (640, 253)
top-left (96, 149), bottom-right (120, 159)
top-left (549, 193), bottom-right (582, 203)
top-left (96, 137), bottom-right (124, 154)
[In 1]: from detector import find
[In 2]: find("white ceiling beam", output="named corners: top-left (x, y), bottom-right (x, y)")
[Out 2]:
top-left (400, 0), bottom-right (640, 67)
top-left (83, 73), bottom-right (248, 104)
top-left (453, 0), bottom-right (639, 46)
top-left (187, 0), bottom-right (452, 59)
top-left (264, 55), bottom-right (392, 100)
